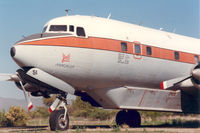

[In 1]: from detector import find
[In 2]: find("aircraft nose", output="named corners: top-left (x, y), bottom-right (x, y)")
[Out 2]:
top-left (10, 45), bottom-right (30, 68)
top-left (10, 47), bottom-right (16, 57)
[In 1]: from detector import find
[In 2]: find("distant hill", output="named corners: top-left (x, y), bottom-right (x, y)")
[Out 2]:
top-left (0, 97), bottom-right (45, 111)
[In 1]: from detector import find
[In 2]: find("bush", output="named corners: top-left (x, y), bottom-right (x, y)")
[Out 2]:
top-left (0, 110), bottom-right (7, 126)
top-left (69, 96), bottom-right (93, 117)
top-left (139, 111), bottom-right (173, 120)
top-left (89, 108), bottom-right (116, 120)
top-left (42, 96), bottom-right (56, 107)
top-left (27, 95), bottom-right (55, 119)
top-left (29, 106), bottom-right (49, 118)
top-left (70, 97), bottom-right (116, 120)
top-left (1, 106), bottom-right (29, 127)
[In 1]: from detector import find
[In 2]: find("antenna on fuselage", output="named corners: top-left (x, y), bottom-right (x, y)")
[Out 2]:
top-left (173, 28), bottom-right (176, 33)
top-left (107, 13), bottom-right (112, 19)
top-left (138, 21), bottom-right (142, 26)
top-left (65, 9), bottom-right (71, 16)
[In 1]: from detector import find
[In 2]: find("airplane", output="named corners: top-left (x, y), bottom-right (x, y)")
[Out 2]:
top-left (0, 13), bottom-right (200, 131)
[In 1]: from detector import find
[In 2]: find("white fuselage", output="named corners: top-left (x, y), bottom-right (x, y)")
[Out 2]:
top-left (12, 15), bottom-right (200, 91)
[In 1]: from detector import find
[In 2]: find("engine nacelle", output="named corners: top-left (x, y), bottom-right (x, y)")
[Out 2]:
top-left (15, 81), bottom-right (39, 92)
top-left (191, 65), bottom-right (200, 89)
top-left (15, 81), bottom-right (50, 98)
top-left (15, 68), bottom-right (67, 98)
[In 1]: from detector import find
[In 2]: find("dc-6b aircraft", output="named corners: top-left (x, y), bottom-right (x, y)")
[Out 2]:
top-left (0, 13), bottom-right (200, 131)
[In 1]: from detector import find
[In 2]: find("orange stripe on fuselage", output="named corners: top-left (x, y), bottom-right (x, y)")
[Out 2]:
top-left (19, 37), bottom-right (122, 52)
top-left (18, 36), bottom-right (196, 64)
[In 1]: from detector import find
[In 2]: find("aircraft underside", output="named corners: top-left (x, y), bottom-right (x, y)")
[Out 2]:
top-left (15, 67), bottom-right (200, 114)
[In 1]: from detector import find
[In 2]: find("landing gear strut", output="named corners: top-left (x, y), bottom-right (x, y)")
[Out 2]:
top-left (116, 110), bottom-right (141, 127)
top-left (49, 94), bottom-right (69, 131)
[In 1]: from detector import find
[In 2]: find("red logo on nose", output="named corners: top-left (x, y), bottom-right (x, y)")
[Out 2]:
top-left (62, 53), bottom-right (70, 63)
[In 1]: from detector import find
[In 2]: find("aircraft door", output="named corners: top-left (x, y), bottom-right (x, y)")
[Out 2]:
top-left (133, 41), bottom-right (142, 59)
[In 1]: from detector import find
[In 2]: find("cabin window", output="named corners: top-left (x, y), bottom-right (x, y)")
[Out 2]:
top-left (69, 25), bottom-right (74, 32)
top-left (121, 42), bottom-right (127, 52)
top-left (146, 46), bottom-right (152, 55)
top-left (49, 25), bottom-right (67, 31)
top-left (135, 44), bottom-right (141, 54)
top-left (77, 27), bottom-right (86, 37)
top-left (174, 51), bottom-right (179, 60)
top-left (42, 26), bottom-right (47, 33)
top-left (194, 55), bottom-right (199, 64)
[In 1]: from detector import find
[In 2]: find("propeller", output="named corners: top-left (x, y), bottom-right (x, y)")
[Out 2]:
top-left (0, 73), bottom-right (33, 111)
top-left (18, 76), bottom-right (33, 111)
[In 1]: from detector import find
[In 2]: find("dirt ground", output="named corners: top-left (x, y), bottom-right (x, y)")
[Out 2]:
top-left (0, 126), bottom-right (200, 133)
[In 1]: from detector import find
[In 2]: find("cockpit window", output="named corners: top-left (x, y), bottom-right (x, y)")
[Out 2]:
top-left (49, 25), bottom-right (67, 31)
top-left (77, 27), bottom-right (86, 37)
top-left (69, 25), bottom-right (74, 32)
top-left (42, 26), bottom-right (47, 33)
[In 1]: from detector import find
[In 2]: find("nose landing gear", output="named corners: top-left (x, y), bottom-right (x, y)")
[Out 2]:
top-left (49, 109), bottom-right (69, 131)
top-left (49, 94), bottom-right (69, 131)
top-left (116, 110), bottom-right (141, 127)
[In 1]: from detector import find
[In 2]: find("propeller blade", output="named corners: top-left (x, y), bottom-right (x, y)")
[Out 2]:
top-left (19, 81), bottom-right (33, 111)
top-left (0, 74), bottom-right (13, 81)
top-left (28, 92), bottom-right (33, 111)
top-left (160, 76), bottom-right (191, 90)
top-left (0, 73), bottom-right (21, 82)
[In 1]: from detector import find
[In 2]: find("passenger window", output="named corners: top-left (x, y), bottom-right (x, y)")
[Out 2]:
top-left (135, 44), bottom-right (141, 54)
top-left (77, 27), bottom-right (86, 37)
top-left (121, 42), bottom-right (127, 52)
top-left (174, 51), bottom-right (179, 60)
top-left (69, 25), bottom-right (74, 32)
top-left (49, 25), bottom-right (67, 31)
top-left (146, 46), bottom-right (152, 55)
top-left (194, 55), bottom-right (199, 64)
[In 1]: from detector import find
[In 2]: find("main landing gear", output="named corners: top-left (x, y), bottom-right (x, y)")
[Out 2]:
top-left (116, 110), bottom-right (141, 127)
top-left (49, 94), bottom-right (141, 131)
top-left (49, 94), bottom-right (69, 131)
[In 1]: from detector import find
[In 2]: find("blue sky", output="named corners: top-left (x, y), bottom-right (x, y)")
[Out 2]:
top-left (0, 0), bottom-right (199, 99)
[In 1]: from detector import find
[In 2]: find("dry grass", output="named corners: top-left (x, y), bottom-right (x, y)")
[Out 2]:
top-left (26, 114), bottom-right (200, 127)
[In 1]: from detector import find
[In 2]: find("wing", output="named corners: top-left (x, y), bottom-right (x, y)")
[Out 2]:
top-left (86, 86), bottom-right (182, 112)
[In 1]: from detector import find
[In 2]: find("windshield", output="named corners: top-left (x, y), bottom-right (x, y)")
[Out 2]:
top-left (42, 26), bottom-right (47, 33)
top-left (49, 25), bottom-right (67, 32)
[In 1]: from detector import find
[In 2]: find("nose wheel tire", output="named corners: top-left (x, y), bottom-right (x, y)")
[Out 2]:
top-left (49, 109), bottom-right (69, 131)
top-left (116, 110), bottom-right (141, 127)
